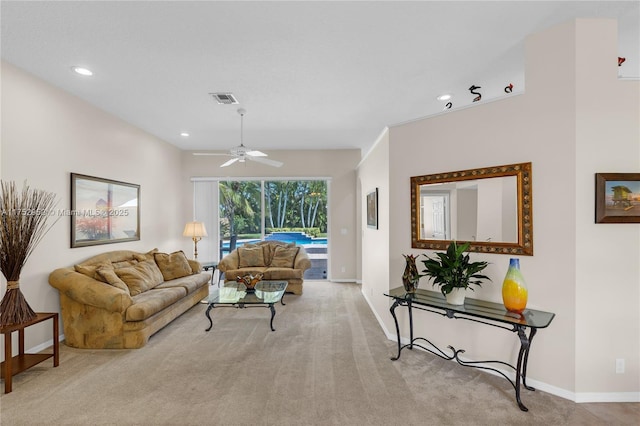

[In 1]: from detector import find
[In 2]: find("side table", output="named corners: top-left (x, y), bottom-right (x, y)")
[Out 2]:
top-left (1, 312), bottom-right (59, 394)
top-left (201, 261), bottom-right (220, 286)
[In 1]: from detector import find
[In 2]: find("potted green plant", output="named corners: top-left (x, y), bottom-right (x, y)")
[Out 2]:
top-left (420, 241), bottom-right (491, 305)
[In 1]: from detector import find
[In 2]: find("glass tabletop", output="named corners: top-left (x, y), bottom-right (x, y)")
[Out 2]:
top-left (208, 280), bottom-right (288, 304)
top-left (385, 287), bottom-right (555, 329)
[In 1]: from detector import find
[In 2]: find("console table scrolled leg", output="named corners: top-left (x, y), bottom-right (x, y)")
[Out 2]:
top-left (408, 300), bottom-right (414, 350)
top-left (269, 304), bottom-right (276, 331)
top-left (521, 328), bottom-right (537, 391)
top-left (390, 300), bottom-right (402, 361)
top-left (205, 304), bottom-right (214, 332)
top-left (515, 326), bottom-right (531, 411)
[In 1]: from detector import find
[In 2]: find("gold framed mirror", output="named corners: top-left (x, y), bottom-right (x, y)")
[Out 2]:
top-left (411, 162), bottom-right (533, 255)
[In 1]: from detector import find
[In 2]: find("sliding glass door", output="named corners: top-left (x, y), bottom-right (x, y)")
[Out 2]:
top-left (264, 180), bottom-right (327, 234)
top-left (218, 181), bottom-right (261, 256)
top-left (218, 179), bottom-right (328, 279)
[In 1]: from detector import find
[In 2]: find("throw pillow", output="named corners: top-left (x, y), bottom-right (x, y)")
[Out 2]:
top-left (153, 250), bottom-right (193, 281)
top-left (74, 262), bottom-right (113, 280)
top-left (133, 248), bottom-right (159, 262)
top-left (112, 259), bottom-right (139, 269)
top-left (96, 267), bottom-right (130, 294)
top-left (270, 246), bottom-right (299, 268)
top-left (238, 246), bottom-right (266, 268)
top-left (115, 259), bottom-right (164, 296)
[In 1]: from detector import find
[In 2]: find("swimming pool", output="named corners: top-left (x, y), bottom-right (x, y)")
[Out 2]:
top-left (222, 232), bottom-right (327, 249)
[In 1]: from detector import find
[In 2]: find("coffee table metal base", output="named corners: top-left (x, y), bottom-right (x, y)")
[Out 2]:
top-left (204, 280), bottom-right (288, 332)
top-left (205, 300), bottom-right (284, 332)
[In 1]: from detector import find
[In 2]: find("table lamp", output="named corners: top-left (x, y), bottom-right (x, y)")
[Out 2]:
top-left (183, 221), bottom-right (207, 259)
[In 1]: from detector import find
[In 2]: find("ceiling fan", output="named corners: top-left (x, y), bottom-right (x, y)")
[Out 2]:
top-left (193, 108), bottom-right (283, 168)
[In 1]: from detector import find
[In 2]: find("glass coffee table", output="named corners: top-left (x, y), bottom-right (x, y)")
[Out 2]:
top-left (205, 280), bottom-right (288, 332)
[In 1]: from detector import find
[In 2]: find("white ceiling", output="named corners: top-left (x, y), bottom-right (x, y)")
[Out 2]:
top-left (1, 1), bottom-right (638, 156)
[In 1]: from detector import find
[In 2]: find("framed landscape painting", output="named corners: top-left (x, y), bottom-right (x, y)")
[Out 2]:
top-left (70, 173), bottom-right (140, 247)
top-left (366, 188), bottom-right (378, 229)
top-left (595, 173), bottom-right (640, 223)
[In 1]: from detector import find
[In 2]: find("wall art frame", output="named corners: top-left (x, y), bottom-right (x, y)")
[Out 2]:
top-left (70, 173), bottom-right (140, 247)
top-left (595, 173), bottom-right (640, 223)
top-left (366, 188), bottom-right (378, 229)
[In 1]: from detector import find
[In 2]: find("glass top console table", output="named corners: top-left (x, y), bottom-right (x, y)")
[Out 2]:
top-left (384, 287), bottom-right (555, 411)
top-left (205, 280), bottom-right (288, 332)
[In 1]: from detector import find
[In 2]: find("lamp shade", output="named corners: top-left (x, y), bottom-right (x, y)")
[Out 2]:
top-left (183, 221), bottom-right (208, 238)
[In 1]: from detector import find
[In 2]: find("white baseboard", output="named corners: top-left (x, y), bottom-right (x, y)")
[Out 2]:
top-left (360, 288), bottom-right (638, 404)
top-left (575, 392), bottom-right (640, 403)
top-left (330, 278), bottom-right (359, 283)
top-left (25, 333), bottom-right (65, 354)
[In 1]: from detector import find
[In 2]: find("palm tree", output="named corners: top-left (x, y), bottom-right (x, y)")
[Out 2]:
top-left (219, 181), bottom-right (255, 237)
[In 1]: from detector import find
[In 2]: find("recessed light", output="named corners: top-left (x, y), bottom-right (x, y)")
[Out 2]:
top-left (437, 94), bottom-right (452, 101)
top-left (180, 132), bottom-right (190, 137)
top-left (72, 66), bottom-right (93, 76)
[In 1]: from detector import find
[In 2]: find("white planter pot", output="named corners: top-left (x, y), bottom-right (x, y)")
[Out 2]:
top-left (445, 287), bottom-right (466, 305)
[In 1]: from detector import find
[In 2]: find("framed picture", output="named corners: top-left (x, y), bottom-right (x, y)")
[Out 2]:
top-left (366, 188), bottom-right (378, 229)
top-left (595, 173), bottom-right (640, 223)
top-left (70, 173), bottom-right (140, 247)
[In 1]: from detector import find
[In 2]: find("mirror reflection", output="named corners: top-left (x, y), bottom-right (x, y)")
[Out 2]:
top-left (411, 162), bottom-right (533, 255)
top-left (419, 176), bottom-right (518, 243)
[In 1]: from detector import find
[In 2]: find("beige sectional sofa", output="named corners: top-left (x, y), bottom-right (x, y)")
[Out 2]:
top-left (48, 249), bottom-right (210, 349)
top-left (217, 241), bottom-right (311, 295)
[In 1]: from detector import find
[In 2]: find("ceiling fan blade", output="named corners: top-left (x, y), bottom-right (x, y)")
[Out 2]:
top-left (247, 156), bottom-right (283, 167)
top-left (193, 152), bottom-right (232, 156)
top-left (220, 157), bottom-right (240, 168)
top-left (246, 150), bottom-right (267, 157)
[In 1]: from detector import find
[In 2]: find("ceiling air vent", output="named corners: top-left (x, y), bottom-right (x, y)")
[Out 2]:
top-left (210, 92), bottom-right (239, 104)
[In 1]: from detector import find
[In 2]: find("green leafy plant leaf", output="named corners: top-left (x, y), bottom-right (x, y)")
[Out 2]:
top-left (420, 241), bottom-right (491, 296)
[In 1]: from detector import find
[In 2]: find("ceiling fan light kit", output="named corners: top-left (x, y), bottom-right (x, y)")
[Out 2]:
top-left (194, 108), bottom-right (283, 168)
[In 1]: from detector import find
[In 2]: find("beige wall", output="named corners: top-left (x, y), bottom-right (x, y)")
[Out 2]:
top-left (359, 19), bottom-right (639, 399)
top-left (574, 20), bottom-right (640, 396)
top-left (358, 129), bottom-right (390, 318)
top-left (0, 61), bottom-right (186, 358)
top-left (181, 149), bottom-right (360, 281)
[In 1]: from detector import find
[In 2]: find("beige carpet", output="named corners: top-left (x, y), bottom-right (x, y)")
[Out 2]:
top-left (0, 281), bottom-right (637, 425)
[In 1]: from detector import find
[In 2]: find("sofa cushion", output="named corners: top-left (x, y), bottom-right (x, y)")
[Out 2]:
top-left (154, 273), bottom-right (209, 295)
top-left (125, 287), bottom-right (187, 321)
top-left (270, 246), bottom-right (299, 268)
top-left (263, 267), bottom-right (304, 280)
top-left (238, 246), bottom-right (266, 268)
top-left (96, 266), bottom-right (130, 294)
top-left (256, 241), bottom-right (296, 265)
top-left (153, 250), bottom-right (192, 281)
top-left (224, 267), bottom-right (268, 281)
top-left (115, 260), bottom-right (164, 296)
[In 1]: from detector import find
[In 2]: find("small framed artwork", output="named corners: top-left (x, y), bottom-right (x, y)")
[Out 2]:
top-left (366, 188), bottom-right (378, 229)
top-left (70, 173), bottom-right (140, 247)
top-left (595, 173), bottom-right (640, 223)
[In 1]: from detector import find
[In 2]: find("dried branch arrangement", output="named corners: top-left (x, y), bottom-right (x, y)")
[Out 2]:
top-left (0, 181), bottom-right (58, 326)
